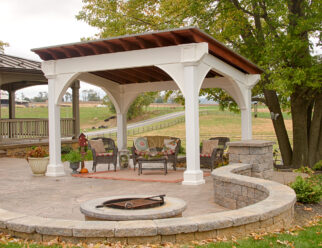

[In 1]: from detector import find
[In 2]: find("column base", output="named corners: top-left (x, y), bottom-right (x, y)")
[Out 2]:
top-left (182, 170), bottom-right (205, 185)
top-left (45, 163), bottom-right (66, 177)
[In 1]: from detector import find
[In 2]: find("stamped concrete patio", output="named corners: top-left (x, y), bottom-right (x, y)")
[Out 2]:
top-left (0, 157), bottom-right (304, 221)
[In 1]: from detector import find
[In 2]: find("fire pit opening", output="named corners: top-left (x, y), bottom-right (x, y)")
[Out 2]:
top-left (96, 195), bottom-right (165, 210)
top-left (80, 195), bottom-right (187, 221)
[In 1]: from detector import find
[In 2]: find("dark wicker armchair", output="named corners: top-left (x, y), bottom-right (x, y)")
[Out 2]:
top-left (88, 137), bottom-right (118, 172)
top-left (200, 137), bottom-right (230, 171)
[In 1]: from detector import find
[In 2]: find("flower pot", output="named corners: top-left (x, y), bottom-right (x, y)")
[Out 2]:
top-left (27, 157), bottom-right (49, 176)
top-left (69, 162), bottom-right (80, 174)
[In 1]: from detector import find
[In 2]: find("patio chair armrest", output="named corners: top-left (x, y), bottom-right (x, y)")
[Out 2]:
top-left (113, 147), bottom-right (118, 157)
top-left (91, 148), bottom-right (97, 160)
top-left (211, 148), bottom-right (222, 159)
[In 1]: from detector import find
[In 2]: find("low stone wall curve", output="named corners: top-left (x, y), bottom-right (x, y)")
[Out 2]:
top-left (0, 163), bottom-right (296, 245)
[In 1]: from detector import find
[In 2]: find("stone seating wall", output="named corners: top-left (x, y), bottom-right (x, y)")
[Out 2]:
top-left (0, 163), bottom-right (296, 245)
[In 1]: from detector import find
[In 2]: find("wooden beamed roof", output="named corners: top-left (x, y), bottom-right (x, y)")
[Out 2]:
top-left (32, 28), bottom-right (263, 86)
top-left (92, 66), bottom-right (220, 85)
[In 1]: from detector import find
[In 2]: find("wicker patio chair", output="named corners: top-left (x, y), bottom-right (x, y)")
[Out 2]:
top-left (88, 137), bottom-right (118, 172)
top-left (200, 137), bottom-right (230, 171)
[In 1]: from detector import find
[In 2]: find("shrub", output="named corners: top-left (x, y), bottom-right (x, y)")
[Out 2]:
top-left (61, 145), bottom-right (73, 154)
top-left (290, 176), bottom-right (322, 204)
top-left (64, 150), bottom-right (82, 163)
top-left (313, 160), bottom-right (322, 171)
top-left (293, 166), bottom-right (314, 175)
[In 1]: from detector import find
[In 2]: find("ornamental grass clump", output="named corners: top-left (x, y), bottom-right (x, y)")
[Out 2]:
top-left (290, 176), bottom-right (322, 204)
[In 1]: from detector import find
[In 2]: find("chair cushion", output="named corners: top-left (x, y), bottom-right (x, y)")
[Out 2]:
top-left (135, 150), bottom-right (150, 156)
top-left (96, 152), bottom-right (113, 157)
top-left (202, 139), bottom-right (219, 155)
top-left (134, 137), bottom-right (149, 152)
top-left (89, 139), bottom-right (106, 153)
top-left (147, 136), bottom-right (170, 148)
top-left (162, 139), bottom-right (178, 153)
top-left (200, 153), bottom-right (212, 157)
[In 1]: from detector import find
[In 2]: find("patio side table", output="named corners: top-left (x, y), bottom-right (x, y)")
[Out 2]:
top-left (137, 157), bottom-right (167, 175)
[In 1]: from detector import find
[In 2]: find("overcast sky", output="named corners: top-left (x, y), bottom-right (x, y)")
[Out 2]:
top-left (0, 0), bottom-right (104, 98)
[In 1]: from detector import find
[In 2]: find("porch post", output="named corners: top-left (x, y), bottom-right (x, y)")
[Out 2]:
top-left (117, 112), bottom-right (127, 150)
top-left (9, 90), bottom-right (15, 119)
top-left (182, 65), bottom-right (205, 185)
top-left (241, 86), bottom-right (252, 140)
top-left (46, 77), bottom-right (65, 176)
top-left (71, 80), bottom-right (80, 139)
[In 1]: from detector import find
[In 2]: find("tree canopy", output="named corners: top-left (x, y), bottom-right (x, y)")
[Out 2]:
top-left (77, 0), bottom-right (321, 167)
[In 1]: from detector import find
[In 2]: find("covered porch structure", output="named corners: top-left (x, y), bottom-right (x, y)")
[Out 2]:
top-left (32, 27), bottom-right (262, 185)
top-left (0, 53), bottom-right (80, 145)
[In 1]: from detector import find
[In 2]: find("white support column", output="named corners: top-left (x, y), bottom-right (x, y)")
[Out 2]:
top-left (182, 65), bottom-right (205, 185)
top-left (46, 77), bottom-right (65, 177)
top-left (117, 112), bottom-right (127, 150)
top-left (241, 86), bottom-right (252, 140)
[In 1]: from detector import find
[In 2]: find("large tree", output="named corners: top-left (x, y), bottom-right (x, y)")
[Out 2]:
top-left (0, 40), bottom-right (9, 53)
top-left (77, 0), bottom-right (321, 168)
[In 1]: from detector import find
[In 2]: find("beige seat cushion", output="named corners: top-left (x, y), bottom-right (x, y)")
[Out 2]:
top-left (89, 139), bottom-right (106, 153)
top-left (202, 139), bottom-right (219, 155)
top-left (147, 136), bottom-right (171, 148)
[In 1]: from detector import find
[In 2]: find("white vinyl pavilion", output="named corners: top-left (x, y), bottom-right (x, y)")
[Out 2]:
top-left (32, 27), bottom-right (262, 185)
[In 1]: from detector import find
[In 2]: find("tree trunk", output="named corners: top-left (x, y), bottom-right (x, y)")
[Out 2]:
top-left (291, 90), bottom-right (310, 168)
top-left (308, 94), bottom-right (322, 166)
top-left (263, 89), bottom-right (292, 167)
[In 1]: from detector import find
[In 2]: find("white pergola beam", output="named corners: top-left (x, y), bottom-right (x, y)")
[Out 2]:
top-left (42, 43), bottom-right (209, 77)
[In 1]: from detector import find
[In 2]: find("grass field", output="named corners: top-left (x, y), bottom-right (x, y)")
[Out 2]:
top-left (122, 107), bottom-right (293, 149)
top-left (0, 105), bottom-right (184, 131)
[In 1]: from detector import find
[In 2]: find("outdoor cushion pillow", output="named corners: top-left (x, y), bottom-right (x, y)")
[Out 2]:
top-left (134, 137), bottom-right (149, 152)
top-left (201, 139), bottom-right (219, 155)
top-left (89, 139), bottom-right (106, 153)
top-left (163, 139), bottom-right (177, 152)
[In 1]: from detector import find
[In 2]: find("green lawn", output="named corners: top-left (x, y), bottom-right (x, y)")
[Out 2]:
top-left (0, 221), bottom-right (320, 248)
top-left (0, 105), bottom-right (183, 131)
top-left (197, 222), bottom-right (321, 248)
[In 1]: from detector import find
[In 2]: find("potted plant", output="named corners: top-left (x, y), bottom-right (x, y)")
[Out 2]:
top-left (26, 146), bottom-right (49, 176)
top-left (64, 150), bottom-right (82, 174)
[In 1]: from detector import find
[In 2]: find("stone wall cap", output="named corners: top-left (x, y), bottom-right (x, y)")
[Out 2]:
top-left (227, 140), bottom-right (275, 147)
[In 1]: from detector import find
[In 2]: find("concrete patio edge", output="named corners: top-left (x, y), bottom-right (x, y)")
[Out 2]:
top-left (0, 163), bottom-right (296, 245)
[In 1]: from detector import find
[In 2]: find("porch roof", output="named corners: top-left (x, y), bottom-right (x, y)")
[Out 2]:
top-left (32, 27), bottom-right (262, 85)
top-left (0, 54), bottom-right (47, 91)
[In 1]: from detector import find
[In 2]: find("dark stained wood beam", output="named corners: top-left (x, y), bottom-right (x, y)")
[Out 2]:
top-left (71, 45), bottom-right (87, 56)
top-left (46, 50), bottom-right (60, 60)
top-left (134, 36), bottom-right (155, 49)
top-left (148, 66), bottom-right (172, 81)
top-left (53, 47), bottom-right (73, 58)
top-left (131, 67), bottom-right (161, 81)
top-left (86, 43), bottom-right (104, 55)
top-left (121, 68), bottom-right (152, 82)
top-left (151, 34), bottom-right (171, 46)
top-left (118, 38), bottom-right (140, 51)
top-left (103, 41), bottom-right (123, 53)
top-left (96, 70), bottom-right (134, 84)
top-left (168, 31), bottom-right (185, 45)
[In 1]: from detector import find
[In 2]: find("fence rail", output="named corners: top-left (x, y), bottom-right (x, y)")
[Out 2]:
top-left (0, 118), bottom-right (75, 139)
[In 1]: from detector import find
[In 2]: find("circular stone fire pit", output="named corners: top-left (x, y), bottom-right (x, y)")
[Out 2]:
top-left (80, 195), bottom-right (187, 221)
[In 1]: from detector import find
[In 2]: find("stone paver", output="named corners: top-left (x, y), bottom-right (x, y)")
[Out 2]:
top-left (0, 158), bottom-right (302, 221)
top-left (0, 158), bottom-right (226, 220)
